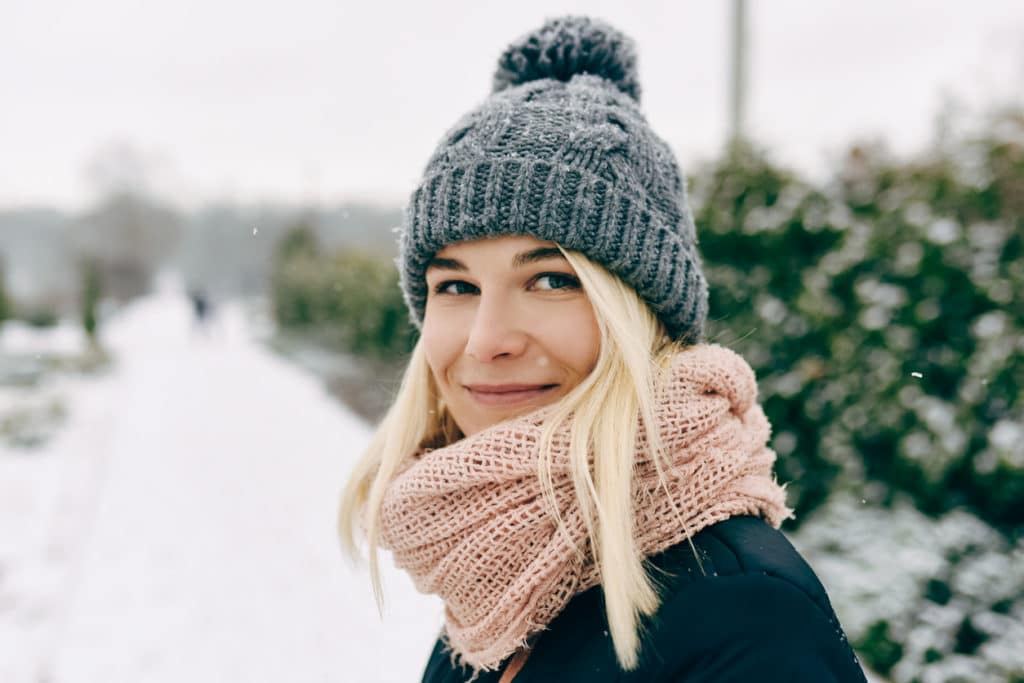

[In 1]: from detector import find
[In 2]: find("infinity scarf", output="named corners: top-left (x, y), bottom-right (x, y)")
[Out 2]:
top-left (378, 343), bottom-right (794, 673)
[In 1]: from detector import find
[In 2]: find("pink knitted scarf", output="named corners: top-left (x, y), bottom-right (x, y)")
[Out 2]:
top-left (378, 343), bottom-right (794, 673)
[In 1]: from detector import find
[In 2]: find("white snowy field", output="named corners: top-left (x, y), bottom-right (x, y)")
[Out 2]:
top-left (0, 276), bottom-right (443, 683)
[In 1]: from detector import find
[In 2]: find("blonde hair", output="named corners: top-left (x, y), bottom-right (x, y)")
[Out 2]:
top-left (338, 245), bottom-right (696, 670)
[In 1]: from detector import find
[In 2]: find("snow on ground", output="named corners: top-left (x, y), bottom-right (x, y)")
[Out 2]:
top-left (0, 274), bottom-right (443, 683)
top-left (0, 320), bottom-right (87, 358)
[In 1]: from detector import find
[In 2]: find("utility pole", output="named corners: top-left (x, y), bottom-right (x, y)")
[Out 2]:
top-left (729, 0), bottom-right (748, 146)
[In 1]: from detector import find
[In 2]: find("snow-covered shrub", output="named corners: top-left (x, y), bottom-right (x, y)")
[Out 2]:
top-left (0, 394), bottom-right (67, 449)
top-left (792, 494), bottom-right (1024, 682)
top-left (691, 108), bottom-right (1024, 529)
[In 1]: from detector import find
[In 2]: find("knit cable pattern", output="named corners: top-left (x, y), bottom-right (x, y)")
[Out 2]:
top-left (396, 15), bottom-right (709, 344)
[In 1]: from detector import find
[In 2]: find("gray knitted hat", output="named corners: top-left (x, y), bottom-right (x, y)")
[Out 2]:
top-left (397, 15), bottom-right (709, 343)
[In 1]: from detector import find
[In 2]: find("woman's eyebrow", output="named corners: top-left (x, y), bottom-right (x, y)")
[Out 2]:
top-left (426, 247), bottom-right (567, 273)
top-left (512, 247), bottom-right (566, 268)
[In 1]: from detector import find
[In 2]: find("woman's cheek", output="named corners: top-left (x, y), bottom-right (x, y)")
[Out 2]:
top-left (554, 302), bottom-right (601, 364)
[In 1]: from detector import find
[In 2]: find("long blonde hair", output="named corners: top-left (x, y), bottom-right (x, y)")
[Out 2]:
top-left (338, 245), bottom-right (697, 670)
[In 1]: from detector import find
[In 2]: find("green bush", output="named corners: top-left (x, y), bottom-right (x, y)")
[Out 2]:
top-left (0, 260), bottom-right (10, 327)
top-left (270, 224), bottom-right (321, 327)
top-left (270, 223), bottom-right (416, 360)
top-left (691, 109), bottom-right (1024, 530)
top-left (81, 260), bottom-right (102, 341)
top-left (23, 308), bottom-right (58, 328)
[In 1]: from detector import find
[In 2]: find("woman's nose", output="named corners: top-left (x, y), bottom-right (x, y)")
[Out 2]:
top-left (463, 292), bottom-right (529, 362)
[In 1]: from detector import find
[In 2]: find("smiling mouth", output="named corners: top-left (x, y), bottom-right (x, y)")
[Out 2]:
top-left (465, 385), bottom-right (558, 407)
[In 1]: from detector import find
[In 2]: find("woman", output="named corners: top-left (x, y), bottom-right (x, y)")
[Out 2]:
top-left (340, 15), bottom-right (867, 683)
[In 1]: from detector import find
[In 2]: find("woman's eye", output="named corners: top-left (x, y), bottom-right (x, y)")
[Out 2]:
top-left (433, 280), bottom-right (478, 296)
top-left (533, 273), bottom-right (580, 291)
top-left (431, 274), bottom-right (579, 296)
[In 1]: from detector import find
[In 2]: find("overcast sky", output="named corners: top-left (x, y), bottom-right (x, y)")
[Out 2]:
top-left (2, 0), bottom-right (1022, 211)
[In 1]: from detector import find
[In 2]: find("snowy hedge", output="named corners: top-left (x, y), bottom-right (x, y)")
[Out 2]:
top-left (695, 109), bottom-right (1024, 678)
top-left (793, 494), bottom-right (1024, 682)
top-left (691, 108), bottom-right (1023, 530)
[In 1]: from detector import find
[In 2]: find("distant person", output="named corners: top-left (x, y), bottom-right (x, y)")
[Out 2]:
top-left (188, 287), bottom-right (215, 336)
top-left (338, 16), bottom-right (867, 683)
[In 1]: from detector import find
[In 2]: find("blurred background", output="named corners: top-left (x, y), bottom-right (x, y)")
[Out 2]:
top-left (1, 1), bottom-right (1022, 681)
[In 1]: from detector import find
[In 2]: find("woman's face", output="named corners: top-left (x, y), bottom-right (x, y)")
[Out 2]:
top-left (422, 235), bottom-right (601, 438)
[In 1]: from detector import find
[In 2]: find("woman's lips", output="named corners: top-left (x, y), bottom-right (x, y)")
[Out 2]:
top-left (465, 385), bottom-right (558, 407)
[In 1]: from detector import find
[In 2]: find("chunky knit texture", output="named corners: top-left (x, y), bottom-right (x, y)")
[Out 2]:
top-left (378, 344), bottom-right (794, 673)
top-left (396, 15), bottom-right (709, 344)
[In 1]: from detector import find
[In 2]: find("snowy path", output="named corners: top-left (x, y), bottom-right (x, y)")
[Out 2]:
top-left (1, 281), bottom-right (442, 683)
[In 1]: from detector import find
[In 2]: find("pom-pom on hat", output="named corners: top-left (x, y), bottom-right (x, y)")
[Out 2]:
top-left (397, 15), bottom-right (709, 344)
top-left (492, 15), bottom-right (642, 101)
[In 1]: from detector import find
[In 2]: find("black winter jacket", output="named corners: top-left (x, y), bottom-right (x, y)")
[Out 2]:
top-left (422, 515), bottom-right (867, 682)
